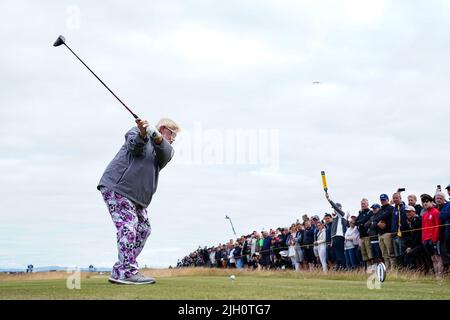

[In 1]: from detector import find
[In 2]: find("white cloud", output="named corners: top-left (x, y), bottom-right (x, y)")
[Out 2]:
top-left (342, 0), bottom-right (385, 25)
top-left (119, 22), bottom-right (288, 76)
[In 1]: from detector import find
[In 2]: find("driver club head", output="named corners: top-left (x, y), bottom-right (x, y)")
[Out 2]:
top-left (53, 35), bottom-right (66, 47)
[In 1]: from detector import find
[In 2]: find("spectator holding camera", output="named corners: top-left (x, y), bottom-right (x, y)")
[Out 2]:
top-left (421, 193), bottom-right (443, 278)
top-left (391, 192), bottom-right (408, 266)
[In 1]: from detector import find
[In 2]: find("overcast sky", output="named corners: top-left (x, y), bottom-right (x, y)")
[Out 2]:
top-left (1, 0), bottom-right (449, 269)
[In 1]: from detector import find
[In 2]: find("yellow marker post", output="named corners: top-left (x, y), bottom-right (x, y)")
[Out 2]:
top-left (321, 171), bottom-right (328, 192)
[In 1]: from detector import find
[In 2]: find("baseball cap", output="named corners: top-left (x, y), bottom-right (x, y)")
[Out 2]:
top-left (380, 194), bottom-right (389, 201)
top-left (371, 203), bottom-right (381, 209)
top-left (420, 194), bottom-right (434, 203)
top-left (404, 205), bottom-right (416, 212)
top-left (312, 215), bottom-right (320, 220)
top-left (446, 183), bottom-right (450, 190)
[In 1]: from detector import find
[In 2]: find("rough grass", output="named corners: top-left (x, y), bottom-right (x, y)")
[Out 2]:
top-left (0, 268), bottom-right (449, 300)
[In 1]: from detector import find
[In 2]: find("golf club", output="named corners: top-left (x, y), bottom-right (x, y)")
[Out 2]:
top-left (53, 35), bottom-right (139, 119)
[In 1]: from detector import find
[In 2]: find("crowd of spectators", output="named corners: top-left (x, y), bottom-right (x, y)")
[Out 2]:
top-left (178, 184), bottom-right (450, 278)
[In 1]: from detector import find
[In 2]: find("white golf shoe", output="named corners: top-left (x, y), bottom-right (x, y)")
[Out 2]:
top-left (108, 272), bottom-right (156, 285)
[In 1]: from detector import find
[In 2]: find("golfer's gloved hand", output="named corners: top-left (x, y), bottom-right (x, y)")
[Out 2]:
top-left (145, 124), bottom-right (162, 140)
top-left (136, 119), bottom-right (149, 139)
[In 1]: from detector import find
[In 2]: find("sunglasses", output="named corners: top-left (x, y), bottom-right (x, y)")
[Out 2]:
top-left (164, 127), bottom-right (177, 139)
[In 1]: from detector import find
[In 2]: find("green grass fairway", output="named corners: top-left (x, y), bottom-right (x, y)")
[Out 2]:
top-left (1, 269), bottom-right (449, 300)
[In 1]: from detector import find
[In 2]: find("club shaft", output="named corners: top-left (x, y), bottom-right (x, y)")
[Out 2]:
top-left (63, 43), bottom-right (139, 119)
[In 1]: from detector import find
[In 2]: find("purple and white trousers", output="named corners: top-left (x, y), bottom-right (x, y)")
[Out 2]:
top-left (100, 187), bottom-right (151, 279)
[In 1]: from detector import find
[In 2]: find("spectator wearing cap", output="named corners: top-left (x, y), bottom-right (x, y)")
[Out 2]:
top-left (365, 204), bottom-right (383, 266)
top-left (325, 192), bottom-right (347, 270)
top-left (421, 193), bottom-right (443, 278)
top-left (374, 194), bottom-right (395, 269)
top-left (356, 198), bottom-right (373, 269)
top-left (391, 192), bottom-right (408, 267)
top-left (403, 205), bottom-right (425, 270)
top-left (408, 194), bottom-right (423, 217)
top-left (439, 184), bottom-right (450, 255)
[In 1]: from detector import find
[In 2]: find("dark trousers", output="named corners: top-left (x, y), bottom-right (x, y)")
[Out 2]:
top-left (260, 254), bottom-right (270, 267)
top-left (326, 244), bottom-right (335, 263)
top-left (354, 244), bottom-right (362, 266)
top-left (404, 245), bottom-right (424, 269)
top-left (332, 236), bottom-right (346, 270)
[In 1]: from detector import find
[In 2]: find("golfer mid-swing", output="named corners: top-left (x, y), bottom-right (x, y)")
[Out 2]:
top-left (98, 118), bottom-right (180, 284)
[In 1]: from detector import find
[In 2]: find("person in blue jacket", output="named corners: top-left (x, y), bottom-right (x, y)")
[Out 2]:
top-left (439, 184), bottom-right (450, 254)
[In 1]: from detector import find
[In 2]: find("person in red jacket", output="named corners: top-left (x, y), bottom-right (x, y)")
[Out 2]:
top-left (421, 193), bottom-right (443, 278)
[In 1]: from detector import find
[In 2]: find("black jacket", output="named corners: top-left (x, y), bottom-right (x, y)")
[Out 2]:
top-left (414, 204), bottom-right (423, 217)
top-left (405, 216), bottom-right (422, 249)
top-left (233, 246), bottom-right (242, 258)
top-left (296, 230), bottom-right (304, 245)
top-left (365, 211), bottom-right (383, 240)
top-left (325, 222), bottom-right (332, 242)
top-left (303, 227), bottom-right (315, 247)
top-left (356, 209), bottom-right (372, 237)
top-left (375, 204), bottom-right (394, 235)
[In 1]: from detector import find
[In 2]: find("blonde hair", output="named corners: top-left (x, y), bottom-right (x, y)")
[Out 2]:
top-left (156, 118), bottom-right (181, 132)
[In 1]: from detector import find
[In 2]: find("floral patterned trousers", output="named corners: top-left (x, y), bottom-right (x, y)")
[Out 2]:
top-left (100, 187), bottom-right (151, 279)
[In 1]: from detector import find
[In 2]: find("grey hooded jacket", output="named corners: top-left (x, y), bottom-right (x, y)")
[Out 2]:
top-left (97, 127), bottom-right (174, 208)
top-left (328, 199), bottom-right (348, 238)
